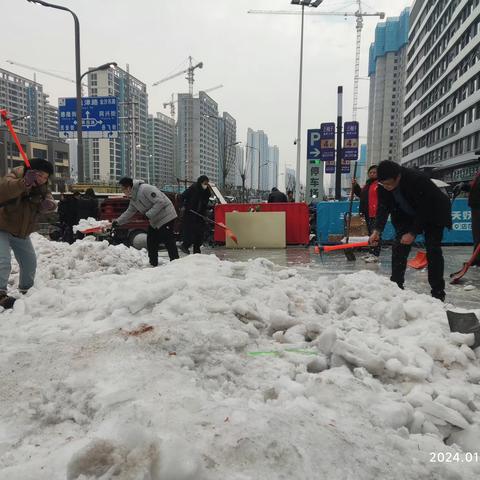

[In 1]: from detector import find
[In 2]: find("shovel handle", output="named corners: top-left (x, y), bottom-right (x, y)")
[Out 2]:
top-left (322, 241), bottom-right (370, 253)
top-left (0, 110), bottom-right (31, 168)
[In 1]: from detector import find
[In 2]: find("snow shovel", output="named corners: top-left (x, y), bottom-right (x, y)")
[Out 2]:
top-left (344, 162), bottom-right (359, 261)
top-left (79, 226), bottom-right (108, 235)
top-left (450, 243), bottom-right (480, 284)
top-left (408, 245), bottom-right (427, 270)
top-left (190, 210), bottom-right (238, 244)
top-left (0, 109), bottom-right (31, 167)
top-left (446, 310), bottom-right (480, 349)
top-left (322, 241), bottom-right (370, 253)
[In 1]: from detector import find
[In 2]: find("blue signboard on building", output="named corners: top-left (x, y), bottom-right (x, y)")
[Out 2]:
top-left (344, 121), bottom-right (359, 161)
top-left (307, 129), bottom-right (321, 161)
top-left (316, 199), bottom-right (474, 245)
top-left (58, 96), bottom-right (118, 139)
top-left (320, 123), bottom-right (335, 161)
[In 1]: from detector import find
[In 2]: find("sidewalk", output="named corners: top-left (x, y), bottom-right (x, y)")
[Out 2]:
top-left (205, 245), bottom-right (480, 309)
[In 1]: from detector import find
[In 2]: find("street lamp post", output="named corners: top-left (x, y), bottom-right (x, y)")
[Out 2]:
top-left (26, 0), bottom-right (83, 180)
top-left (290, 0), bottom-right (324, 202)
top-left (26, 1), bottom-right (117, 184)
top-left (245, 145), bottom-right (260, 195)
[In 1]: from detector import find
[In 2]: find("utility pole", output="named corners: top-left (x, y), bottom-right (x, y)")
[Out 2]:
top-left (335, 86), bottom-right (343, 200)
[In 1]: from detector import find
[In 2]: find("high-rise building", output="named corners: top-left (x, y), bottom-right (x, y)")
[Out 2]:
top-left (177, 91), bottom-right (219, 183)
top-left (0, 68), bottom-right (59, 142)
top-left (234, 145), bottom-right (245, 188)
top-left (147, 112), bottom-right (175, 188)
top-left (86, 65), bottom-right (148, 183)
top-left (246, 128), bottom-right (270, 190)
top-left (367, 9), bottom-right (410, 167)
top-left (402, 0), bottom-right (480, 184)
top-left (217, 112), bottom-right (237, 187)
top-left (285, 167), bottom-right (296, 193)
top-left (268, 145), bottom-right (279, 190)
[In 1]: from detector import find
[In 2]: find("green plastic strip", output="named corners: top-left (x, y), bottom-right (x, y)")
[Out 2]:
top-left (247, 349), bottom-right (318, 357)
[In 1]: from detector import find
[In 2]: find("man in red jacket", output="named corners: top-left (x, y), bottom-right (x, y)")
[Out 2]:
top-left (352, 165), bottom-right (380, 261)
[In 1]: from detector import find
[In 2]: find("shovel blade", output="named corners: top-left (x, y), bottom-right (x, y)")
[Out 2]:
top-left (447, 311), bottom-right (480, 349)
top-left (408, 250), bottom-right (428, 269)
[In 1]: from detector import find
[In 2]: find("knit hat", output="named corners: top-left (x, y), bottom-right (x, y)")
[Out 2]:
top-left (28, 158), bottom-right (54, 176)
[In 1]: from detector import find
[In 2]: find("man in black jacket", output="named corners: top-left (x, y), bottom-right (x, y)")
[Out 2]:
top-left (369, 161), bottom-right (452, 301)
top-left (268, 187), bottom-right (288, 203)
top-left (458, 168), bottom-right (480, 266)
top-left (180, 175), bottom-right (211, 254)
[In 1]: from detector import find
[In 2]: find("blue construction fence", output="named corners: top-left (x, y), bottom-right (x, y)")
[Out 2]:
top-left (316, 199), bottom-right (473, 245)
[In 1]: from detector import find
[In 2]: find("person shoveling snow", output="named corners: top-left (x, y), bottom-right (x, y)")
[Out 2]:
top-left (0, 158), bottom-right (56, 310)
top-left (112, 177), bottom-right (179, 265)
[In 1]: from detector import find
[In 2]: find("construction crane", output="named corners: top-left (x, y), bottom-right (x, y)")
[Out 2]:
top-left (153, 56), bottom-right (203, 95)
top-left (5, 59), bottom-right (87, 87)
top-left (248, 1), bottom-right (385, 120)
top-left (163, 84), bottom-right (224, 118)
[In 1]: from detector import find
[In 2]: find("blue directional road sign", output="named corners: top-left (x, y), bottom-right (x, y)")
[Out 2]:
top-left (307, 129), bottom-right (321, 162)
top-left (58, 96), bottom-right (118, 139)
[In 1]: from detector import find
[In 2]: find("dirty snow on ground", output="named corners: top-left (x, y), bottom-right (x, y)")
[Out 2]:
top-left (1, 234), bottom-right (480, 480)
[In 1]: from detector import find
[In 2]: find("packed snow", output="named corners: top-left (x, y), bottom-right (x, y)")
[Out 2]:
top-left (73, 218), bottom-right (111, 234)
top-left (1, 234), bottom-right (480, 479)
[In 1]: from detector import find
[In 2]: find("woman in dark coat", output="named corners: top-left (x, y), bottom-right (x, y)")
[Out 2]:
top-left (180, 175), bottom-right (210, 254)
top-left (77, 188), bottom-right (99, 220)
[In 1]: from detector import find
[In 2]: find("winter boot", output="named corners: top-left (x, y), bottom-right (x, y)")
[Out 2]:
top-left (432, 290), bottom-right (446, 302)
top-left (179, 245), bottom-right (190, 255)
top-left (0, 293), bottom-right (16, 310)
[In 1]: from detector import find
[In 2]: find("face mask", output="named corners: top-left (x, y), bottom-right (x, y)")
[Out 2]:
top-left (202, 184), bottom-right (208, 190)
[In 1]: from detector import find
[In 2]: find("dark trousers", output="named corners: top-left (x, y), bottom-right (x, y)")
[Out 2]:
top-left (366, 217), bottom-right (381, 256)
top-left (183, 220), bottom-right (204, 254)
top-left (391, 225), bottom-right (445, 299)
top-left (147, 221), bottom-right (179, 266)
top-left (472, 209), bottom-right (480, 265)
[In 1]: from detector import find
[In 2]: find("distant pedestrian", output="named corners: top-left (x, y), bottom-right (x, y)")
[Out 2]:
top-left (268, 187), bottom-right (288, 203)
top-left (457, 168), bottom-right (480, 266)
top-left (0, 158), bottom-right (56, 309)
top-left (287, 190), bottom-right (295, 203)
top-left (58, 192), bottom-right (80, 244)
top-left (180, 175), bottom-right (211, 255)
top-left (369, 160), bottom-right (452, 301)
top-left (113, 177), bottom-right (179, 265)
top-left (77, 188), bottom-right (99, 220)
top-left (352, 164), bottom-right (380, 261)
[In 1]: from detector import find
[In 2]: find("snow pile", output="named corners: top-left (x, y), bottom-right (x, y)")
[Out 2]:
top-left (73, 217), bottom-right (111, 233)
top-left (8, 234), bottom-right (151, 289)
top-left (1, 241), bottom-right (480, 479)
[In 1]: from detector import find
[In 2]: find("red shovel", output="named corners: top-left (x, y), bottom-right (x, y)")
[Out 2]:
top-left (450, 243), bottom-right (480, 284)
top-left (408, 250), bottom-right (428, 269)
top-left (320, 241), bottom-right (370, 253)
top-left (0, 109), bottom-right (31, 168)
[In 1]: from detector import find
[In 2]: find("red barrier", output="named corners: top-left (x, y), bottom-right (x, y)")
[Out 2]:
top-left (214, 203), bottom-right (310, 245)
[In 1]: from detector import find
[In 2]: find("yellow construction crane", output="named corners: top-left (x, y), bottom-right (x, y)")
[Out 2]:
top-left (163, 84), bottom-right (224, 118)
top-left (248, 0), bottom-right (385, 120)
top-left (152, 56), bottom-right (203, 96)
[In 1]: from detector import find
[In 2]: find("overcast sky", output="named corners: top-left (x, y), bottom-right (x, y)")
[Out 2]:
top-left (3, 0), bottom-right (412, 181)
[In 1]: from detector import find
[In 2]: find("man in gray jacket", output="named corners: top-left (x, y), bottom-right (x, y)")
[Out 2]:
top-left (113, 177), bottom-right (179, 265)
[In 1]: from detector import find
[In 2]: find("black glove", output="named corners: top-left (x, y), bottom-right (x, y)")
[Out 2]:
top-left (111, 220), bottom-right (119, 229)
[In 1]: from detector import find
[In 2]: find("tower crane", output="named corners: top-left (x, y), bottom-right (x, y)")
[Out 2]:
top-left (163, 84), bottom-right (224, 118)
top-left (248, 1), bottom-right (385, 120)
top-left (5, 59), bottom-right (87, 88)
top-left (153, 56), bottom-right (203, 96)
